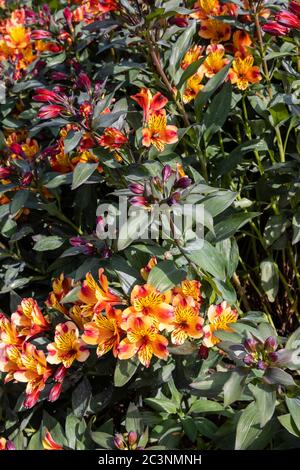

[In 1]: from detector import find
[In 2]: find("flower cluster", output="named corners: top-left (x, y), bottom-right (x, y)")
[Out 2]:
top-left (0, 265), bottom-right (238, 408)
top-left (243, 336), bottom-right (279, 369)
top-left (263, 1), bottom-right (300, 36)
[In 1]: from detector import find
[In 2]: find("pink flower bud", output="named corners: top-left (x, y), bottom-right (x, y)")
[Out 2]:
top-left (276, 10), bottom-right (300, 29)
top-left (31, 30), bottom-right (52, 40)
top-left (38, 105), bottom-right (64, 119)
top-left (262, 21), bottom-right (290, 36)
top-left (128, 431), bottom-right (138, 446)
top-left (48, 383), bottom-right (62, 402)
top-left (162, 165), bottom-right (173, 182)
top-left (264, 336), bottom-right (277, 352)
top-left (114, 434), bottom-right (126, 450)
top-left (54, 365), bottom-right (68, 383)
top-left (129, 183), bottom-right (144, 195)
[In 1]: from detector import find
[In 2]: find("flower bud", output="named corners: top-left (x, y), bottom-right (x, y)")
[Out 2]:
top-left (0, 167), bottom-right (12, 179)
top-left (262, 21), bottom-right (290, 36)
top-left (257, 360), bottom-right (267, 370)
top-left (6, 441), bottom-right (16, 450)
top-left (114, 434), bottom-right (126, 450)
top-left (54, 365), bottom-right (67, 383)
top-left (168, 15), bottom-right (189, 28)
top-left (244, 338), bottom-right (258, 353)
top-left (243, 353), bottom-right (254, 365)
top-left (162, 165), bottom-right (173, 182)
top-left (77, 72), bottom-right (92, 92)
top-left (268, 352), bottom-right (278, 363)
top-left (264, 336), bottom-right (277, 352)
top-left (198, 344), bottom-right (209, 359)
top-left (175, 176), bottom-right (192, 189)
top-left (129, 183), bottom-right (144, 195)
top-left (48, 383), bottom-right (63, 402)
top-left (128, 431), bottom-right (138, 446)
top-left (276, 10), bottom-right (300, 29)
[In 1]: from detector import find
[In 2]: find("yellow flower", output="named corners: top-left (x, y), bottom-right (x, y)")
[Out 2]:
top-left (198, 45), bottom-right (228, 78)
top-left (82, 308), bottom-right (123, 357)
top-left (181, 45), bottom-right (204, 70)
top-left (183, 73), bottom-right (204, 103)
top-left (118, 316), bottom-right (169, 367)
top-left (170, 305), bottom-right (204, 345)
top-left (229, 55), bottom-right (262, 90)
top-left (47, 321), bottom-right (90, 368)
top-left (142, 111), bottom-right (178, 152)
top-left (203, 301), bottom-right (238, 347)
top-left (5, 25), bottom-right (31, 49)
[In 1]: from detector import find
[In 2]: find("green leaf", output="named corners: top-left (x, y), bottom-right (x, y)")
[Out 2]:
top-left (235, 402), bottom-right (262, 450)
top-left (72, 377), bottom-right (92, 418)
top-left (168, 20), bottom-right (196, 79)
top-left (195, 62), bottom-right (232, 117)
top-left (249, 383), bottom-right (276, 427)
top-left (218, 139), bottom-right (268, 175)
top-left (203, 82), bottom-right (232, 141)
top-left (278, 414), bottom-right (300, 437)
top-left (292, 208), bottom-right (300, 245)
top-left (33, 236), bottom-right (64, 251)
top-left (125, 403), bottom-right (143, 435)
top-left (286, 396), bottom-right (300, 433)
top-left (147, 260), bottom-right (186, 293)
top-left (114, 358), bottom-right (139, 387)
top-left (263, 367), bottom-right (296, 387)
top-left (144, 397), bottom-right (178, 414)
top-left (211, 212), bottom-right (260, 243)
top-left (9, 190), bottom-right (29, 217)
top-left (64, 130), bottom-right (83, 154)
top-left (286, 327), bottom-right (300, 349)
top-left (223, 368), bottom-right (246, 406)
top-left (182, 416), bottom-right (198, 442)
top-left (260, 258), bottom-right (279, 302)
top-left (90, 431), bottom-right (114, 449)
top-left (189, 399), bottom-right (225, 414)
top-left (71, 163), bottom-right (98, 190)
top-left (182, 240), bottom-right (227, 280)
top-left (117, 210), bottom-right (150, 251)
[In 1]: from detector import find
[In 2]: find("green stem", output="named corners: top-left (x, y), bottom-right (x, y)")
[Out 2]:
top-left (242, 96), bottom-right (264, 175)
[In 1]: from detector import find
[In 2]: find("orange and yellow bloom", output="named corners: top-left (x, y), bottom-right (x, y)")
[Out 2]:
top-left (203, 301), bottom-right (238, 347)
top-left (82, 308), bottom-right (123, 357)
top-left (170, 305), bottom-right (204, 345)
top-left (11, 298), bottom-right (49, 339)
top-left (229, 55), bottom-right (262, 90)
top-left (79, 269), bottom-right (122, 315)
top-left (142, 111), bottom-right (178, 151)
top-left (42, 430), bottom-right (64, 450)
top-left (47, 321), bottom-right (90, 368)
top-left (118, 316), bottom-right (169, 367)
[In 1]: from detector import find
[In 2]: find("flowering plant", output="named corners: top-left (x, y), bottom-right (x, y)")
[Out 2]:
top-left (1, 0), bottom-right (300, 451)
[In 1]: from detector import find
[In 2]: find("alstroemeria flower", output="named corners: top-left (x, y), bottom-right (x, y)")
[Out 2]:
top-left (0, 313), bottom-right (23, 347)
top-left (42, 430), bottom-right (63, 450)
top-left (276, 10), bottom-right (300, 29)
top-left (11, 298), bottom-right (49, 339)
top-left (183, 73), bottom-right (204, 103)
top-left (232, 30), bottom-right (252, 58)
top-left (203, 301), bottom-right (238, 347)
top-left (170, 305), bottom-right (204, 345)
top-left (229, 55), bottom-right (262, 90)
top-left (140, 257), bottom-right (158, 281)
top-left (0, 344), bottom-right (23, 382)
top-left (47, 321), bottom-right (90, 368)
top-left (98, 127), bottom-right (128, 150)
top-left (172, 280), bottom-right (202, 308)
top-left (46, 273), bottom-right (74, 316)
top-left (198, 44), bottom-right (228, 78)
top-left (142, 111), bottom-right (178, 151)
top-left (5, 25), bottom-right (31, 49)
top-left (191, 0), bottom-right (219, 20)
top-left (14, 342), bottom-right (52, 408)
top-left (38, 105), bottom-right (65, 119)
top-left (118, 316), bottom-right (169, 367)
top-left (82, 308), bottom-right (123, 357)
top-left (122, 284), bottom-right (174, 328)
top-left (181, 45), bottom-right (204, 70)
top-left (262, 21), bottom-right (290, 36)
top-left (131, 88), bottom-right (168, 122)
top-left (79, 268), bottom-right (122, 315)
top-left (199, 19), bottom-right (231, 42)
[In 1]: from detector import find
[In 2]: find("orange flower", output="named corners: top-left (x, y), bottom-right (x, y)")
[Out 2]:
top-left (142, 111), bottom-right (178, 152)
top-left (13, 342), bottom-right (52, 408)
top-left (79, 268), bottom-right (122, 315)
top-left (0, 313), bottom-right (23, 347)
top-left (42, 430), bottom-right (63, 450)
top-left (98, 127), bottom-right (128, 150)
top-left (170, 305), bottom-right (204, 345)
top-left (229, 55), bottom-right (262, 90)
top-left (118, 316), bottom-right (169, 367)
top-left (191, 0), bottom-right (220, 20)
top-left (131, 88), bottom-right (168, 122)
top-left (232, 30), bottom-right (252, 58)
top-left (122, 284), bottom-right (174, 328)
top-left (198, 44), bottom-right (228, 78)
top-left (47, 321), bottom-right (90, 368)
top-left (11, 298), bottom-right (49, 339)
top-left (199, 19), bottom-right (231, 42)
top-left (46, 274), bottom-right (74, 316)
top-left (82, 308), bottom-right (123, 357)
top-left (140, 257), bottom-right (158, 281)
top-left (0, 344), bottom-right (23, 382)
top-left (5, 25), bottom-right (31, 49)
top-left (183, 73), bottom-right (204, 103)
top-left (173, 280), bottom-right (202, 307)
top-left (203, 301), bottom-right (238, 347)
top-left (181, 45), bottom-right (204, 70)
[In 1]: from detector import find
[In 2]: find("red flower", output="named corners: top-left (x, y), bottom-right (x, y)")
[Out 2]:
top-left (31, 30), bottom-right (52, 39)
top-left (98, 128), bottom-right (128, 150)
top-left (38, 105), bottom-right (64, 119)
top-left (33, 89), bottom-right (63, 103)
top-left (290, 1), bottom-right (300, 16)
top-left (276, 10), bottom-right (300, 29)
top-left (262, 21), bottom-right (290, 36)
